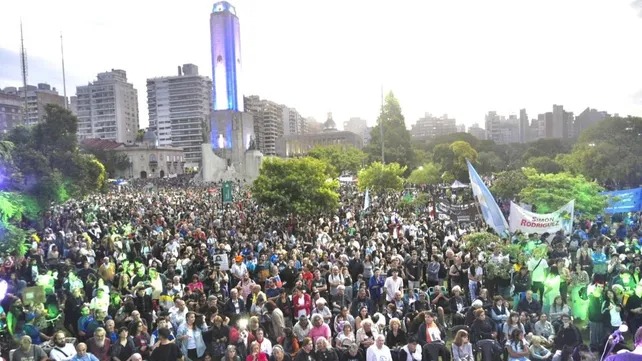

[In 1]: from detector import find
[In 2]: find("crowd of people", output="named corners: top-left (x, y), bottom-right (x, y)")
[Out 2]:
top-left (0, 178), bottom-right (640, 361)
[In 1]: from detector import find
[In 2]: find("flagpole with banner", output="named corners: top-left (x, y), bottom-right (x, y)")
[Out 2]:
top-left (363, 188), bottom-right (370, 211)
top-left (466, 160), bottom-right (509, 235)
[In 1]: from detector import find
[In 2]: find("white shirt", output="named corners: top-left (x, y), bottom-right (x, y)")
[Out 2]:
top-left (49, 342), bottom-right (77, 361)
top-left (527, 257), bottom-right (548, 283)
top-left (384, 276), bottom-right (403, 302)
top-left (258, 337), bottom-right (273, 355)
top-left (367, 344), bottom-right (393, 361)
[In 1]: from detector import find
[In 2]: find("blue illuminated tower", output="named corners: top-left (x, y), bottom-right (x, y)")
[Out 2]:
top-left (210, 1), bottom-right (243, 112)
top-left (203, 0), bottom-right (260, 182)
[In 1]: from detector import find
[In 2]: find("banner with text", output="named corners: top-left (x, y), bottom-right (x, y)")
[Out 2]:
top-left (509, 200), bottom-right (574, 235)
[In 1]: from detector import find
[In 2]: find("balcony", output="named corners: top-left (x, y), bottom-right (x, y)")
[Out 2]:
top-left (149, 160), bottom-right (158, 167)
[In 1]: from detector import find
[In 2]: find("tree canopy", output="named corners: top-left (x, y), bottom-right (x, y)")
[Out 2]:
top-left (358, 162), bottom-right (406, 193)
top-left (252, 157), bottom-right (339, 217)
top-left (406, 162), bottom-right (441, 186)
top-left (490, 169), bottom-right (528, 200)
top-left (306, 144), bottom-right (366, 177)
top-left (432, 140), bottom-right (478, 182)
top-left (364, 92), bottom-right (416, 169)
top-left (563, 116), bottom-right (642, 188)
top-left (6, 104), bottom-right (107, 207)
top-left (519, 168), bottom-right (606, 217)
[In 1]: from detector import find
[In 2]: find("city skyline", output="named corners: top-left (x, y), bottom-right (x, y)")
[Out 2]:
top-left (1, 0), bottom-right (642, 130)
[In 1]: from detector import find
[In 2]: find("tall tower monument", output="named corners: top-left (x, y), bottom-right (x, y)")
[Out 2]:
top-left (210, 1), bottom-right (243, 112)
top-left (200, 1), bottom-right (261, 183)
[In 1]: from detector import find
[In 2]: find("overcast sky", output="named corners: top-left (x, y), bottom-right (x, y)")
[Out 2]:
top-left (1, 0), bottom-right (642, 130)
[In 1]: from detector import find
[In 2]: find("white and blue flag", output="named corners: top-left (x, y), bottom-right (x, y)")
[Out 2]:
top-left (467, 160), bottom-right (508, 235)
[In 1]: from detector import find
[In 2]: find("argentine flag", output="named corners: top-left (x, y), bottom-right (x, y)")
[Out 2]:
top-left (467, 160), bottom-right (508, 235)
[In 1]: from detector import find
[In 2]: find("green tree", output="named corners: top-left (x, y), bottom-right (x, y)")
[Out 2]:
top-left (82, 148), bottom-right (131, 178)
top-left (422, 132), bottom-right (481, 152)
top-left (307, 145), bottom-right (367, 177)
top-left (521, 138), bottom-right (572, 162)
top-left (432, 141), bottom-right (478, 181)
top-left (7, 105), bottom-right (106, 207)
top-left (364, 92), bottom-right (416, 169)
top-left (526, 156), bottom-right (563, 174)
top-left (566, 116), bottom-right (642, 188)
top-left (490, 169), bottom-right (528, 200)
top-left (519, 168), bottom-right (606, 217)
top-left (136, 129), bottom-right (146, 142)
top-left (406, 162), bottom-right (441, 186)
top-left (252, 157), bottom-right (339, 217)
top-left (358, 162), bottom-right (406, 193)
top-left (476, 151), bottom-right (505, 174)
top-left (490, 169), bottom-right (528, 198)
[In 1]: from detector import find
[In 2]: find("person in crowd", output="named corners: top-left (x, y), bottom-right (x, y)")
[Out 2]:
top-left (149, 327), bottom-right (183, 361)
top-left (366, 335), bottom-right (392, 361)
top-left (50, 330), bottom-right (78, 361)
top-left (451, 329), bottom-right (473, 361)
top-left (176, 312), bottom-right (208, 361)
top-left (247, 341), bottom-right (269, 361)
top-left (294, 338), bottom-right (315, 361)
top-left (506, 329), bottom-right (530, 361)
top-left (553, 314), bottom-right (582, 352)
top-left (13, 335), bottom-right (48, 361)
top-left (70, 343), bottom-right (100, 361)
top-left (384, 318), bottom-right (406, 349)
top-left (110, 326), bottom-right (136, 361)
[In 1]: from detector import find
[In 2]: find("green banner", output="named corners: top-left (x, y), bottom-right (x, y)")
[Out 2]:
top-left (222, 181), bottom-right (233, 203)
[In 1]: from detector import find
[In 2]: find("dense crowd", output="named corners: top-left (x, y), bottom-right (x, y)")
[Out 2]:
top-left (1, 179), bottom-right (640, 361)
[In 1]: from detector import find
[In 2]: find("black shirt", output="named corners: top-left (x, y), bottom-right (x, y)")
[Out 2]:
top-left (149, 342), bottom-right (183, 361)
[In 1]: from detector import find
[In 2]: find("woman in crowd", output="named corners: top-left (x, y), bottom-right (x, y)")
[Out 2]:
top-left (506, 329), bottom-right (530, 361)
top-left (502, 312), bottom-right (526, 342)
top-left (177, 312), bottom-right (208, 361)
top-left (247, 341), bottom-right (269, 361)
top-left (569, 263), bottom-right (591, 321)
top-left (384, 318), bottom-right (406, 349)
top-left (451, 329), bottom-right (473, 361)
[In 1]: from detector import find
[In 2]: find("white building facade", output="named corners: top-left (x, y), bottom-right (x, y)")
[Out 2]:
top-left (147, 64), bottom-right (212, 169)
top-left (76, 69), bottom-right (139, 144)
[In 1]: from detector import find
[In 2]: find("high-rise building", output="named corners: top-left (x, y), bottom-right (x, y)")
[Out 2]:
top-left (147, 64), bottom-right (212, 169)
top-left (575, 107), bottom-right (609, 135)
top-left (519, 109), bottom-right (529, 143)
top-left (2, 83), bottom-right (66, 126)
top-left (467, 123), bottom-right (486, 140)
top-left (75, 69), bottom-right (139, 144)
top-left (304, 117), bottom-right (322, 134)
top-left (537, 112), bottom-right (553, 139)
top-left (456, 124), bottom-right (466, 133)
top-left (210, 1), bottom-right (242, 112)
top-left (282, 107), bottom-right (305, 136)
top-left (344, 117), bottom-right (370, 143)
top-left (244, 95), bottom-right (283, 156)
top-left (485, 111), bottom-right (519, 144)
top-left (411, 113), bottom-right (457, 139)
top-left (0, 91), bottom-right (23, 133)
top-left (537, 105), bottom-right (574, 139)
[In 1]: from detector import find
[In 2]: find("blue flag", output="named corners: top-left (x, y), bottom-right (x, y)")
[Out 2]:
top-left (467, 160), bottom-right (508, 235)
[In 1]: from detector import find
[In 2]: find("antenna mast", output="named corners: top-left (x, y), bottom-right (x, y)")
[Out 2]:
top-left (60, 32), bottom-right (68, 109)
top-left (20, 20), bottom-right (28, 124)
top-left (380, 84), bottom-right (385, 164)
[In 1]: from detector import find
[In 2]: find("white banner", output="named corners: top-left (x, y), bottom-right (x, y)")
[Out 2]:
top-left (509, 200), bottom-right (574, 235)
